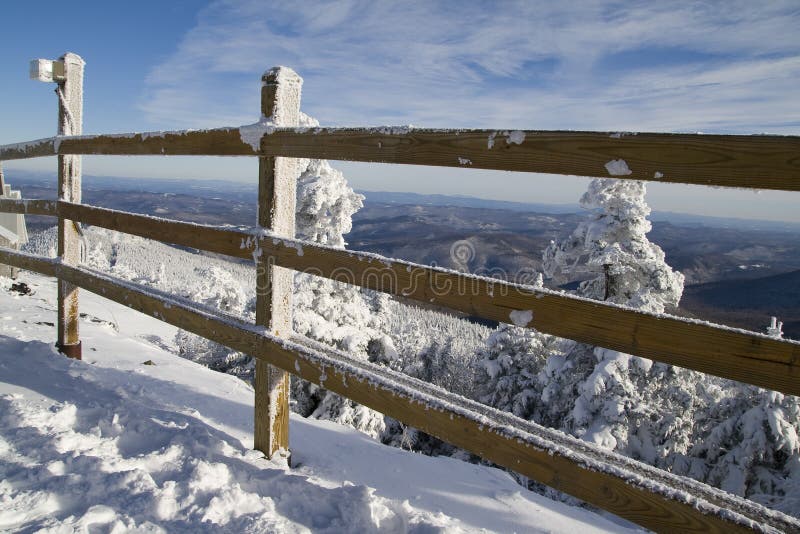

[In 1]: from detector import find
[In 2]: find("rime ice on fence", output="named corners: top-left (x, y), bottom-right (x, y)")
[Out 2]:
top-left (767, 316), bottom-right (784, 339)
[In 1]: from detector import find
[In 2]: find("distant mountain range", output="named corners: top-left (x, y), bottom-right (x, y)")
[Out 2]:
top-left (356, 190), bottom-right (579, 214)
top-left (358, 190), bottom-right (800, 234)
top-left (6, 170), bottom-right (800, 233)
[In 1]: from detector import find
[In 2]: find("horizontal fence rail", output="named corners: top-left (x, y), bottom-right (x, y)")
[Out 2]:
top-left (1, 127), bottom-right (799, 190)
top-left (0, 198), bottom-right (58, 215)
top-left (10, 199), bottom-right (799, 396)
top-left (0, 247), bottom-right (797, 533)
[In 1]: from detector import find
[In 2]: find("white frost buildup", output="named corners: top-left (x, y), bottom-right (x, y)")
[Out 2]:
top-left (295, 158), bottom-right (362, 248)
top-left (507, 130), bottom-right (526, 145)
top-left (488, 130), bottom-right (526, 149)
top-left (767, 316), bottom-right (784, 338)
top-left (604, 159), bottom-right (633, 176)
top-left (509, 309), bottom-right (533, 327)
top-left (239, 117), bottom-right (276, 151)
top-left (239, 111), bottom-right (319, 152)
top-left (239, 66), bottom-right (315, 152)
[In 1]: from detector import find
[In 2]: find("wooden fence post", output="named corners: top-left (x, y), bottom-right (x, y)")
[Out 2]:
top-left (254, 67), bottom-right (302, 459)
top-left (56, 52), bottom-right (84, 359)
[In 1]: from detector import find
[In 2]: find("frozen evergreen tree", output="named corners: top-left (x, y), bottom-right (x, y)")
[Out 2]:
top-left (474, 324), bottom-right (566, 420)
top-left (538, 178), bottom-right (688, 452)
top-left (534, 179), bottom-right (800, 515)
top-left (472, 273), bottom-right (567, 421)
top-left (669, 316), bottom-right (800, 514)
top-left (542, 178), bottom-right (684, 313)
top-left (175, 265), bottom-right (254, 379)
top-left (292, 156), bottom-right (389, 357)
top-left (688, 384), bottom-right (800, 514)
top-left (290, 147), bottom-right (393, 439)
top-left (296, 159), bottom-right (361, 248)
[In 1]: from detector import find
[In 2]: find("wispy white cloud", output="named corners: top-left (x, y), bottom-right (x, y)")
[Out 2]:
top-left (140, 0), bottom-right (800, 134)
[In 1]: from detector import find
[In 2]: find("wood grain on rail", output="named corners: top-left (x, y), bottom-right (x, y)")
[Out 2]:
top-left (56, 202), bottom-right (800, 396)
top-left (3, 128), bottom-right (798, 190)
top-left (260, 128), bottom-right (800, 191)
top-left (0, 247), bottom-right (789, 533)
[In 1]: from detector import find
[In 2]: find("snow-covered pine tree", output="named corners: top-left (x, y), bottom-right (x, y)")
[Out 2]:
top-left (289, 140), bottom-right (393, 438)
top-left (474, 324), bottom-right (566, 420)
top-left (292, 158), bottom-right (389, 358)
top-left (535, 182), bottom-right (800, 513)
top-left (538, 178), bottom-right (690, 454)
top-left (542, 178), bottom-right (684, 312)
top-left (686, 385), bottom-right (800, 513)
top-left (678, 317), bottom-right (800, 514)
top-left (174, 265), bottom-right (254, 379)
top-left (472, 274), bottom-right (567, 421)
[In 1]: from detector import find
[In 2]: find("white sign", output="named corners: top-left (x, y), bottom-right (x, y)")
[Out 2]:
top-left (0, 185), bottom-right (28, 246)
top-left (29, 59), bottom-right (65, 83)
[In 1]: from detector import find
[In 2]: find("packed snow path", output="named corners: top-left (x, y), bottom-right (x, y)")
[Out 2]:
top-left (0, 273), bottom-right (633, 533)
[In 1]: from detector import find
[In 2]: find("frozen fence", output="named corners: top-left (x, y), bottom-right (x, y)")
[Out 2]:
top-left (1, 52), bottom-right (800, 533)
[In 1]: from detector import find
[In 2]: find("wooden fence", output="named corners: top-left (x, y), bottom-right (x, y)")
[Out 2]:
top-left (1, 53), bottom-right (800, 533)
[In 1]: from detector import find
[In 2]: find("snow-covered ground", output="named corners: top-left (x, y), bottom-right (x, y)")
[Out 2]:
top-left (0, 272), bottom-right (635, 533)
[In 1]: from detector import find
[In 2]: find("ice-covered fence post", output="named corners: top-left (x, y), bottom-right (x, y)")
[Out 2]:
top-left (254, 67), bottom-right (302, 460)
top-left (31, 53), bottom-right (84, 359)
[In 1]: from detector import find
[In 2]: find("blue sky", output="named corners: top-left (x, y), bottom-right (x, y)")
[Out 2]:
top-left (1, 0), bottom-right (799, 221)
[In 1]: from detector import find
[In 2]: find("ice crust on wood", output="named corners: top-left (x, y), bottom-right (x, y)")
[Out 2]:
top-left (509, 309), bottom-right (533, 327)
top-left (604, 159), bottom-right (632, 176)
